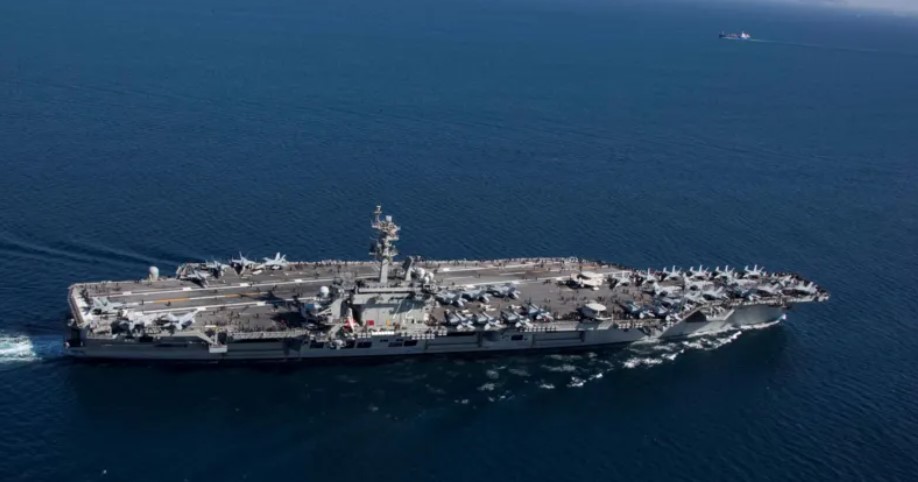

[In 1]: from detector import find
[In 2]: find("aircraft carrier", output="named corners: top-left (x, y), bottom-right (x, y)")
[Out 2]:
top-left (65, 206), bottom-right (829, 362)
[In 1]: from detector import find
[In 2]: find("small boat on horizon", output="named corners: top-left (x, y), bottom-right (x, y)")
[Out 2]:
top-left (719, 31), bottom-right (751, 40)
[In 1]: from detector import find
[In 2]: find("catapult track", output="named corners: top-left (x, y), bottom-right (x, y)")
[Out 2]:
top-left (65, 207), bottom-right (828, 363)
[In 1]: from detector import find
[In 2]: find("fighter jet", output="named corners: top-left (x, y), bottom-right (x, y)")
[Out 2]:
top-left (785, 281), bottom-right (818, 296)
top-left (774, 274), bottom-right (797, 287)
top-left (658, 296), bottom-right (684, 308)
top-left (567, 271), bottom-right (604, 290)
top-left (701, 286), bottom-right (727, 300)
top-left (180, 269), bottom-right (212, 288)
top-left (461, 318), bottom-right (476, 330)
top-left (730, 286), bottom-right (761, 301)
top-left (473, 313), bottom-right (501, 329)
top-left (445, 311), bottom-right (473, 329)
top-left (635, 269), bottom-right (658, 285)
top-left (608, 271), bottom-right (632, 287)
top-left (457, 313), bottom-right (476, 330)
top-left (682, 291), bottom-right (705, 305)
top-left (486, 284), bottom-right (521, 299)
top-left (755, 283), bottom-right (782, 297)
top-left (742, 265), bottom-right (765, 279)
top-left (689, 265), bottom-right (711, 280)
top-left (461, 288), bottom-right (490, 303)
top-left (644, 282), bottom-right (681, 298)
top-left (500, 310), bottom-right (532, 328)
top-left (500, 310), bottom-right (521, 324)
top-left (524, 304), bottom-right (552, 322)
top-left (621, 301), bottom-right (650, 319)
top-left (261, 252), bottom-right (289, 270)
top-left (114, 310), bottom-right (156, 333)
top-left (203, 259), bottom-right (231, 277)
top-left (230, 253), bottom-right (260, 273)
top-left (682, 275), bottom-right (709, 292)
top-left (714, 266), bottom-right (737, 282)
top-left (650, 304), bottom-right (670, 318)
top-left (157, 311), bottom-right (197, 331)
top-left (662, 266), bottom-right (684, 281)
top-left (436, 290), bottom-right (465, 308)
top-left (472, 313), bottom-right (491, 326)
top-left (89, 297), bottom-right (125, 315)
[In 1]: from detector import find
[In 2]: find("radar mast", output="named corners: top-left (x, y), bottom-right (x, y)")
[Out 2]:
top-left (370, 205), bottom-right (399, 284)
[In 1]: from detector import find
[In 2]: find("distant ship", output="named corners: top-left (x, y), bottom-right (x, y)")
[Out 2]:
top-left (719, 31), bottom-right (751, 40)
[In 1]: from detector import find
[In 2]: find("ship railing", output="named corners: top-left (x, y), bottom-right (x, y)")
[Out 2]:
top-left (230, 329), bottom-right (312, 340)
top-left (521, 326), bottom-right (559, 333)
top-left (350, 331), bottom-right (437, 340)
top-left (67, 289), bottom-right (88, 327)
top-left (603, 320), bottom-right (666, 330)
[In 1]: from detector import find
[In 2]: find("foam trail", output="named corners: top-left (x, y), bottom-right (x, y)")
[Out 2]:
top-left (740, 316), bottom-right (785, 331)
top-left (615, 321), bottom-right (777, 371)
top-left (747, 38), bottom-right (917, 58)
top-left (622, 356), bottom-right (665, 369)
top-left (0, 334), bottom-right (63, 363)
top-left (0, 335), bottom-right (38, 362)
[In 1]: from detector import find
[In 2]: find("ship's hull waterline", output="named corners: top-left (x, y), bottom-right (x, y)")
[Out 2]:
top-left (66, 304), bottom-right (786, 363)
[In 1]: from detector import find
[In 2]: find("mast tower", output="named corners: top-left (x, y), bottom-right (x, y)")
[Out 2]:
top-left (370, 205), bottom-right (399, 284)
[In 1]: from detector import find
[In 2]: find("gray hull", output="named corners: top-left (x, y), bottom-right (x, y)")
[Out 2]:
top-left (66, 304), bottom-right (785, 363)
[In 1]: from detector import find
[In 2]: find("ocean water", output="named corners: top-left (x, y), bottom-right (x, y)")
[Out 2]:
top-left (1, 0), bottom-right (917, 480)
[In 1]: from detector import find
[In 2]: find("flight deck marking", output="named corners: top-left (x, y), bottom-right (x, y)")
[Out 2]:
top-left (105, 277), bottom-right (342, 298)
top-left (103, 265), bottom-right (581, 302)
top-left (105, 263), bottom-right (569, 298)
top-left (118, 275), bottom-right (577, 315)
top-left (140, 298), bottom-right (299, 315)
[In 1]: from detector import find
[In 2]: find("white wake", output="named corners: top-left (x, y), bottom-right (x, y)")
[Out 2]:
top-left (534, 320), bottom-right (784, 392)
top-left (0, 334), bottom-right (63, 363)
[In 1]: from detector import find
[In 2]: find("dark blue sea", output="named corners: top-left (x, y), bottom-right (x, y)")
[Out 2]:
top-left (1, 0), bottom-right (917, 480)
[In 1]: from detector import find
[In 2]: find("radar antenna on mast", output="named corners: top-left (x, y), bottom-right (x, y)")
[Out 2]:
top-left (370, 205), bottom-right (400, 284)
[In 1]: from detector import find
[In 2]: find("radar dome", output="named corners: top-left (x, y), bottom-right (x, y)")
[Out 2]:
top-left (148, 266), bottom-right (160, 281)
top-left (319, 286), bottom-right (330, 298)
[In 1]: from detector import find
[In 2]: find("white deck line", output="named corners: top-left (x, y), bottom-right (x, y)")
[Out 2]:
top-left (117, 291), bottom-right (273, 308)
top-left (97, 262), bottom-right (576, 298)
top-left (106, 277), bottom-right (342, 298)
top-left (437, 263), bottom-right (536, 273)
top-left (140, 298), bottom-right (299, 315)
top-left (126, 274), bottom-right (597, 315)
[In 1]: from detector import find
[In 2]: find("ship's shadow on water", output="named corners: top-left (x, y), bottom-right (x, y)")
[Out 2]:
top-left (61, 327), bottom-right (790, 422)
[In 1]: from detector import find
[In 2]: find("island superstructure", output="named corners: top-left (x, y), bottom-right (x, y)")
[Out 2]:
top-left (65, 206), bottom-right (829, 362)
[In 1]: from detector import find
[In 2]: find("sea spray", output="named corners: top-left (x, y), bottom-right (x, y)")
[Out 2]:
top-left (0, 334), bottom-right (62, 363)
